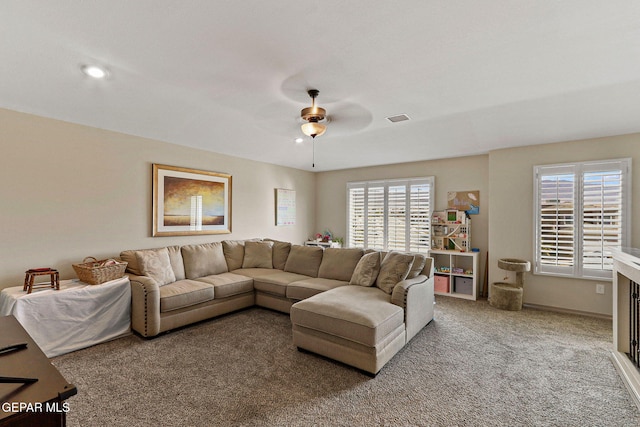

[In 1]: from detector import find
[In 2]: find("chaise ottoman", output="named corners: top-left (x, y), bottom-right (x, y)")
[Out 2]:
top-left (290, 285), bottom-right (407, 375)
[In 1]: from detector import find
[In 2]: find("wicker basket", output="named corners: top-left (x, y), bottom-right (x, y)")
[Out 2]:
top-left (73, 257), bottom-right (128, 285)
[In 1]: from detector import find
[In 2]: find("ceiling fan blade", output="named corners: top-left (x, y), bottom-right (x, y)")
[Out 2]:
top-left (250, 100), bottom-right (300, 137)
top-left (324, 102), bottom-right (373, 136)
top-left (280, 67), bottom-right (353, 104)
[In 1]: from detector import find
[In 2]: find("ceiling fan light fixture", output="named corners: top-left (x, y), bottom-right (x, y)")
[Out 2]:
top-left (301, 121), bottom-right (326, 138)
top-left (301, 89), bottom-right (327, 139)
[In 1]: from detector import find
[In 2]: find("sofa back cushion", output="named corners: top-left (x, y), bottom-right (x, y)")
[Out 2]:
top-left (181, 242), bottom-right (229, 279)
top-left (349, 251), bottom-right (381, 287)
top-left (120, 249), bottom-right (142, 275)
top-left (135, 247), bottom-right (176, 286)
top-left (120, 245), bottom-right (185, 280)
top-left (264, 239), bottom-right (292, 270)
top-left (375, 251), bottom-right (414, 294)
top-left (242, 241), bottom-right (274, 268)
top-left (284, 245), bottom-right (324, 277)
top-left (318, 248), bottom-right (364, 281)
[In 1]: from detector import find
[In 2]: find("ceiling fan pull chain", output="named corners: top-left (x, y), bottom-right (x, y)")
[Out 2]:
top-left (312, 138), bottom-right (315, 168)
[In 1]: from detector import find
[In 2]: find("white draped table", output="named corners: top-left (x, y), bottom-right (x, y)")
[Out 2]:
top-left (0, 276), bottom-right (131, 357)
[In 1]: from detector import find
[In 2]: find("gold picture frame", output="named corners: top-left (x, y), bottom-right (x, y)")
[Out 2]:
top-left (153, 164), bottom-right (232, 236)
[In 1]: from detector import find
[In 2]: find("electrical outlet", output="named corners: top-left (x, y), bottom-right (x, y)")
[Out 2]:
top-left (596, 284), bottom-right (605, 294)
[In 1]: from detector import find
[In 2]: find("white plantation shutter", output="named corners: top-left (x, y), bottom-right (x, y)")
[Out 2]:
top-left (367, 186), bottom-right (385, 250)
top-left (582, 166), bottom-right (626, 275)
top-left (409, 183), bottom-right (432, 253)
top-left (347, 187), bottom-right (365, 248)
top-left (347, 177), bottom-right (433, 253)
top-left (534, 159), bottom-right (630, 279)
top-left (387, 185), bottom-right (407, 251)
top-left (537, 168), bottom-right (575, 274)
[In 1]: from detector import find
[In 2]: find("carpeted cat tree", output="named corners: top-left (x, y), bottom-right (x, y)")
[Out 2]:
top-left (489, 258), bottom-right (531, 311)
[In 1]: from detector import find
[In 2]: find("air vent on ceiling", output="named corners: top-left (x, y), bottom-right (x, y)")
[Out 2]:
top-left (386, 114), bottom-right (410, 123)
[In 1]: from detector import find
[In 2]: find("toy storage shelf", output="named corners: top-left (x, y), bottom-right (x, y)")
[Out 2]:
top-left (429, 249), bottom-right (479, 301)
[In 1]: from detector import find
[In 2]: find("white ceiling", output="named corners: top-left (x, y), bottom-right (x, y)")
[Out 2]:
top-left (2, 1), bottom-right (640, 172)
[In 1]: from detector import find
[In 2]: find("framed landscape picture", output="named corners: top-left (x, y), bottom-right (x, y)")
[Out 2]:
top-left (153, 164), bottom-right (232, 236)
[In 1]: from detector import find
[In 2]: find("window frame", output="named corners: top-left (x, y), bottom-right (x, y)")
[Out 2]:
top-left (346, 176), bottom-right (434, 253)
top-left (533, 158), bottom-right (631, 280)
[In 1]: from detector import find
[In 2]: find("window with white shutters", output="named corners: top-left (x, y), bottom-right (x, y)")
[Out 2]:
top-left (347, 177), bottom-right (434, 253)
top-left (534, 159), bottom-right (630, 279)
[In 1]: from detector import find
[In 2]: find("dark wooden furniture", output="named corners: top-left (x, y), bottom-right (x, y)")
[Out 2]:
top-left (23, 269), bottom-right (60, 294)
top-left (0, 316), bottom-right (76, 427)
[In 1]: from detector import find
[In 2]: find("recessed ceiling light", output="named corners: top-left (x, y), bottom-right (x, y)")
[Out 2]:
top-left (295, 137), bottom-right (304, 143)
top-left (81, 65), bottom-right (109, 79)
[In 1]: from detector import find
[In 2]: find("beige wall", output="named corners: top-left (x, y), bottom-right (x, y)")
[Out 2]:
top-left (488, 134), bottom-right (640, 316)
top-left (315, 155), bottom-right (490, 289)
top-left (3, 106), bottom-right (638, 316)
top-left (316, 134), bottom-right (640, 317)
top-left (0, 108), bottom-right (315, 290)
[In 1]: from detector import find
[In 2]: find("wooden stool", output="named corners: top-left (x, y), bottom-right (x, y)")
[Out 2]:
top-left (23, 269), bottom-right (60, 294)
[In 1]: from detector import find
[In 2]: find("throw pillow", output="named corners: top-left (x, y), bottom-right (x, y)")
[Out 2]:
top-left (349, 252), bottom-right (381, 287)
top-left (264, 239), bottom-right (292, 270)
top-left (242, 241), bottom-right (274, 269)
top-left (222, 240), bottom-right (246, 271)
top-left (375, 251), bottom-right (414, 294)
top-left (406, 254), bottom-right (427, 279)
top-left (135, 248), bottom-right (176, 286)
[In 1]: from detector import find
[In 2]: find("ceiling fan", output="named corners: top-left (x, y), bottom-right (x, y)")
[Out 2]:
top-left (251, 83), bottom-right (373, 168)
top-left (300, 89), bottom-right (327, 168)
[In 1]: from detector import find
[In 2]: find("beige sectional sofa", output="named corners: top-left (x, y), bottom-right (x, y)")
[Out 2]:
top-left (120, 239), bottom-right (434, 375)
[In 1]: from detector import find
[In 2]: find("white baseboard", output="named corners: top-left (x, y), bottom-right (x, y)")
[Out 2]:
top-left (523, 303), bottom-right (612, 320)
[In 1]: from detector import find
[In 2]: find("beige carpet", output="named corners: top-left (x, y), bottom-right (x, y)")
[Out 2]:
top-left (52, 296), bottom-right (640, 426)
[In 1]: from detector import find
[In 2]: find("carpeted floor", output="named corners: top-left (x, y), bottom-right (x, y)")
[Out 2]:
top-left (52, 296), bottom-right (640, 426)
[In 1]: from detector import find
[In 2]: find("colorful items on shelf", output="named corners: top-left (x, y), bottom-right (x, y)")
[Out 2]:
top-left (431, 209), bottom-right (471, 251)
top-left (314, 229), bottom-right (334, 243)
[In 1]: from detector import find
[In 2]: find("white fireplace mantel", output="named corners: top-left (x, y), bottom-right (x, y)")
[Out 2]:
top-left (612, 247), bottom-right (640, 410)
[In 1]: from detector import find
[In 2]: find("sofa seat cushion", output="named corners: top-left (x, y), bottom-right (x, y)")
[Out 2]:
top-left (253, 271), bottom-right (311, 297)
top-left (286, 278), bottom-right (349, 301)
top-left (290, 286), bottom-right (404, 347)
top-left (231, 268), bottom-right (282, 279)
top-left (195, 272), bottom-right (254, 299)
top-left (159, 280), bottom-right (215, 313)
